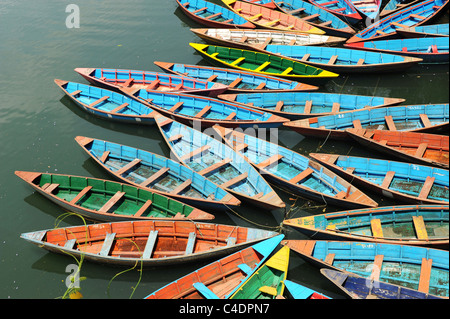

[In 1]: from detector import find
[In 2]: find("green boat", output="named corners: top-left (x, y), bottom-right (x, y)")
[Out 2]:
top-left (15, 171), bottom-right (214, 222)
top-left (190, 43), bottom-right (339, 83)
top-left (229, 246), bottom-right (290, 299)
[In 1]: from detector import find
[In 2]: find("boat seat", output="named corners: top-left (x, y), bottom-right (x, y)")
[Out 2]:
top-left (288, 8), bottom-right (305, 15)
top-left (146, 79), bottom-right (160, 90)
top-left (410, 13), bottom-right (426, 20)
top-left (324, 253), bottom-right (335, 265)
top-left (142, 230), bottom-right (158, 259)
top-left (115, 158), bottom-right (142, 175)
top-left (419, 113), bottom-right (432, 127)
top-left (42, 183), bottom-right (59, 194)
top-left (418, 258), bottom-right (433, 293)
top-left (193, 282), bottom-right (220, 299)
top-left (223, 18), bottom-right (234, 23)
top-left (89, 96), bottom-right (109, 107)
top-left (194, 105), bottom-right (212, 118)
top-left (259, 286), bottom-right (278, 296)
top-left (418, 176), bottom-right (435, 199)
top-left (99, 232), bottom-right (116, 256)
top-left (221, 172), bottom-right (248, 188)
top-left (288, 38), bottom-right (297, 45)
top-left (369, 255), bottom-right (384, 281)
top-left (281, 67), bottom-right (293, 75)
top-left (183, 2), bottom-right (190, 7)
top-left (255, 82), bottom-right (266, 89)
top-left (302, 13), bottom-right (320, 21)
top-left (169, 133), bottom-right (183, 142)
top-left (248, 13), bottom-right (262, 21)
top-left (225, 112), bottom-right (237, 120)
top-left (381, 171), bottom-right (395, 188)
top-left (327, 55), bottom-right (338, 65)
top-left (265, 19), bottom-right (281, 26)
top-left (180, 145), bottom-right (211, 161)
top-left (238, 263), bottom-right (253, 275)
top-left (334, 7), bottom-right (347, 12)
top-left (412, 215), bottom-right (428, 240)
top-left (259, 37), bottom-right (273, 49)
top-left (198, 158), bottom-right (232, 176)
top-left (376, 30), bottom-right (387, 35)
top-left (345, 167), bottom-right (355, 174)
top-left (335, 186), bottom-right (351, 199)
top-left (185, 232), bottom-right (197, 255)
top-left (303, 100), bottom-right (313, 114)
top-left (238, 35), bottom-right (248, 43)
top-left (415, 143), bottom-right (428, 158)
top-left (140, 167), bottom-right (170, 187)
top-left (64, 238), bottom-right (77, 249)
top-left (207, 74), bottom-right (218, 82)
top-left (391, 21), bottom-right (409, 29)
top-left (228, 77), bottom-right (243, 88)
top-left (206, 12), bottom-right (222, 19)
top-left (370, 218), bottom-right (383, 237)
top-left (70, 90), bottom-right (82, 96)
top-left (385, 115), bottom-right (397, 131)
top-left (356, 58), bottom-right (365, 66)
top-left (331, 102), bottom-right (340, 113)
top-left (352, 119), bottom-right (363, 129)
top-left (171, 179), bottom-right (192, 195)
top-left (274, 100), bottom-right (284, 111)
top-left (289, 167), bottom-right (314, 184)
top-left (111, 103), bottom-right (129, 114)
top-left (255, 61), bottom-right (271, 72)
top-left (122, 78), bottom-right (134, 87)
top-left (256, 154), bottom-right (283, 169)
top-left (169, 101), bottom-right (184, 113)
top-left (321, 0), bottom-right (339, 5)
top-left (319, 20), bottom-right (333, 27)
top-left (234, 142), bottom-right (248, 152)
top-left (300, 54), bottom-right (311, 62)
top-left (226, 237), bottom-right (237, 246)
top-left (134, 200), bottom-right (153, 217)
top-left (98, 191), bottom-right (125, 213)
top-left (69, 186), bottom-right (93, 204)
top-left (192, 7), bottom-right (208, 14)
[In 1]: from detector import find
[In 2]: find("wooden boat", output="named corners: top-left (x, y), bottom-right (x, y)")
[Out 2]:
top-left (346, 0), bottom-right (450, 44)
top-left (283, 104), bottom-right (450, 140)
top-left (238, 0), bottom-right (277, 9)
top-left (21, 220), bottom-right (280, 267)
top-left (190, 28), bottom-right (347, 51)
top-left (349, 0), bottom-right (382, 20)
top-left (145, 234), bottom-right (284, 298)
top-left (229, 246), bottom-right (289, 299)
top-left (396, 23), bottom-right (449, 38)
top-left (15, 171), bottom-right (214, 222)
top-left (74, 136), bottom-right (241, 211)
top-left (346, 128), bottom-right (449, 169)
top-left (271, 0), bottom-right (356, 38)
top-left (213, 126), bottom-right (378, 209)
top-left (283, 205), bottom-right (449, 249)
top-left (345, 37), bottom-right (449, 63)
top-left (125, 88), bottom-right (289, 129)
top-left (379, 0), bottom-right (422, 18)
top-left (221, 0), bottom-right (325, 34)
top-left (284, 280), bottom-right (331, 299)
top-left (74, 67), bottom-right (228, 98)
top-left (190, 43), bottom-right (339, 83)
top-left (175, 0), bottom-right (255, 28)
top-left (155, 114), bottom-right (285, 210)
top-left (307, 0), bottom-right (362, 25)
top-left (320, 268), bottom-right (445, 299)
top-left (154, 61), bottom-right (319, 93)
top-left (54, 79), bottom-right (156, 125)
top-left (309, 153), bottom-right (450, 205)
top-left (260, 44), bottom-right (422, 73)
top-left (218, 91), bottom-right (405, 120)
top-left (282, 240), bottom-right (450, 297)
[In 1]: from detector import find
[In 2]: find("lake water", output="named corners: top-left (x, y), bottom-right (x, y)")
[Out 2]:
top-left (0, 0), bottom-right (448, 299)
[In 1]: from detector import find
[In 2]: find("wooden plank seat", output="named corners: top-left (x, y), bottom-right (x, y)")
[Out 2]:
top-left (234, 142), bottom-right (248, 152)
top-left (321, 0), bottom-right (339, 5)
top-left (255, 82), bottom-right (266, 89)
top-left (100, 151), bottom-right (110, 163)
top-left (327, 55), bottom-right (338, 65)
top-left (121, 78), bottom-right (134, 87)
top-left (369, 254), bottom-right (384, 281)
top-left (356, 58), bottom-right (365, 66)
top-left (42, 183), bottom-right (59, 194)
top-left (185, 232), bottom-right (197, 255)
top-left (134, 200), bottom-right (153, 217)
top-left (419, 113), bottom-right (432, 128)
top-left (194, 105), bottom-right (212, 118)
top-left (301, 53), bottom-right (311, 62)
top-left (171, 179), bottom-right (192, 195)
top-left (69, 186), bottom-right (93, 204)
top-left (197, 158), bottom-right (232, 176)
top-left (89, 96), bottom-right (109, 107)
top-left (302, 13), bottom-right (320, 21)
top-left (303, 100), bottom-right (313, 114)
top-left (418, 176), bottom-right (435, 200)
top-left (281, 67), bottom-right (293, 75)
top-left (391, 21), bottom-right (409, 28)
top-left (412, 215), bottom-right (428, 240)
top-left (385, 115), bottom-right (397, 131)
top-left (142, 230), bottom-right (158, 259)
top-left (239, 35), bottom-right (248, 43)
top-left (258, 37), bottom-right (273, 49)
top-left (207, 74), bottom-right (218, 82)
top-left (98, 191), bottom-right (125, 213)
top-left (140, 167), bottom-right (170, 187)
top-left (99, 232), bottom-right (116, 256)
top-left (410, 13), bottom-right (426, 20)
top-left (110, 103), bottom-right (129, 114)
top-left (319, 20), bottom-right (333, 27)
top-left (228, 77), bottom-right (243, 88)
top-left (180, 145), bottom-right (211, 161)
top-left (289, 167), bottom-right (314, 184)
top-left (115, 159), bottom-right (142, 175)
top-left (192, 7), bottom-right (208, 14)
top-left (221, 172), bottom-right (248, 188)
top-left (255, 61), bottom-right (271, 72)
top-left (206, 12), bottom-right (222, 19)
top-left (288, 7), bottom-right (305, 15)
top-left (256, 154), bottom-right (283, 169)
top-left (225, 112), bottom-right (237, 120)
top-left (70, 90), bottom-right (82, 96)
top-left (169, 134), bottom-right (183, 142)
top-left (331, 102), bottom-right (340, 113)
top-left (324, 253), bottom-right (335, 265)
top-left (265, 19), bottom-right (281, 26)
top-left (353, 119), bottom-right (363, 129)
top-left (248, 13), bottom-right (262, 21)
top-left (169, 101), bottom-right (184, 113)
top-left (146, 79), bottom-right (160, 90)
top-left (371, 218), bottom-right (384, 237)
top-left (415, 143), bottom-right (428, 158)
top-left (418, 258), bottom-right (433, 293)
top-left (64, 238), bottom-right (77, 249)
top-left (275, 100), bottom-right (284, 111)
top-left (381, 171), bottom-right (395, 188)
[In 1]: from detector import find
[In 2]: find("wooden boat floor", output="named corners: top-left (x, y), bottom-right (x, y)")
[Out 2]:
top-left (106, 158), bottom-right (205, 199)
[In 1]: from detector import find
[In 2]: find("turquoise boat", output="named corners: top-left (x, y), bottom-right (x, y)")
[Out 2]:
top-left (284, 104), bottom-right (450, 140)
top-left (308, 0), bottom-right (362, 24)
top-left (74, 136), bottom-right (241, 211)
top-left (145, 234), bottom-right (284, 299)
top-left (154, 61), bottom-right (319, 92)
top-left (273, 0), bottom-right (356, 38)
top-left (283, 240), bottom-right (450, 298)
top-left (154, 114), bottom-right (285, 210)
top-left (176, 0), bottom-right (255, 29)
top-left (321, 268), bottom-right (444, 299)
top-left (347, 0), bottom-right (449, 43)
top-left (380, 0), bottom-right (422, 18)
top-left (213, 126), bottom-right (378, 209)
top-left (396, 23), bottom-right (450, 38)
top-left (262, 44), bottom-right (422, 73)
top-left (54, 79), bottom-right (156, 125)
top-left (346, 37), bottom-right (449, 63)
top-left (218, 91), bottom-right (405, 119)
top-left (310, 153), bottom-right (450, 205)
top-left (284, 280), bottom-right (331, 299)
top-left (349, 0), bottom-right (382, 20)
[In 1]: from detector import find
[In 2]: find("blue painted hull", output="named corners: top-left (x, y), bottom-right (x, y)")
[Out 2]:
top-left (308, 0), bottom-right (362, 24)
top-left (284, 104), bottom-right (450, 139)
top-left (154, 114), bottom-right (285, 210)
top-left (310, 153), bottom-right (450, 205)
top-left (396, 23), bottom-right (450, 38)
top-left (74, 136), bottom-right (240, 211)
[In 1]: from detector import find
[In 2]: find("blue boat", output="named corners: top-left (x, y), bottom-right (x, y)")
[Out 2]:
top-left (320, 268), bottom-right (444, 299)
top-left (284, 280), bottom-right (331, 299)
top-left (283, 240), bottom-right (450, 298)
top-left (145, 234), bottom-right (284, 299)
top-left (346, 37), bottom-right (449, 63)
top-left (273, 0), bottom-right (356, 38)
top-left (347, 0), bottom-right (449, 43)
top-left (349, 0), bottom-right (382, 20)
top-left (310, 153), bottom-right (450, 205)
top-left (154, 114), bottom-right (285, 210)
top-left (396, 23), bottom-right (450, 37)
top-left (175, 0), bottom-right (255, 29)
top-left (74, 136), bottom-right (241, 211)
top-left (125, 88), bottom-right (288, 129)
top-left (284, 104), bottom-right (450, 140)
top-left (154, 61), bottom-right (319, 93)
top-left (261, 44), bottom-right (422, 73)
top-left (308, 0), bottom-right (363, 25)
top-left (380, 0), bottom-right (422, 18)
top-left (213, 126), bottom-right (378, 209)
top-left (54, 79), bottom-right (156, 125)
top-left (218, 91), bottom-right (405, 119)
